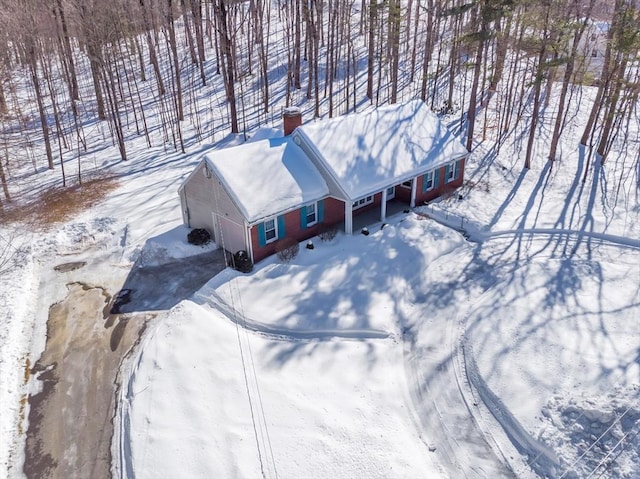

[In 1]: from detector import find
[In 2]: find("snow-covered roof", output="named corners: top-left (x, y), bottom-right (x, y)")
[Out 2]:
top-left (296, 100), bottom-right (468, 200)
top-left (204, 136), bottom-right (329, 223)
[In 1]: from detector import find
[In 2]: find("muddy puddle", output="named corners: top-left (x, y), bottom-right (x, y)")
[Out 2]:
top-left (25, 282), bottom-right (151, 479)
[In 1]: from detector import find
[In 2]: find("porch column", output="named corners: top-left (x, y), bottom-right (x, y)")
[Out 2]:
top-left (410, 177), bottom-right (417, 208)
top-left (380, 188), bottom-right (387, 221)
top-left (345, 201), bottom-right (353, 234)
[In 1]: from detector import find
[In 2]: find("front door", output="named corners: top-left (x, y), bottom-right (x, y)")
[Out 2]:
top-left (386, 186), bottom-right (395, 201)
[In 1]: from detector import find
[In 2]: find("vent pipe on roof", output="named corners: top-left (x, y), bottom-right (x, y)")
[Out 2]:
top-left (283, 107), bottom-right (302, 136)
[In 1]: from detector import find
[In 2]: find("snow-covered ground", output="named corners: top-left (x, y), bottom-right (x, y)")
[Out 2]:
top-left (1, 11), bottom-right (639, 479)
top-left (2, 113), bottom-right (639, 478)
top-left (112, 139), bottom-right (639, 478)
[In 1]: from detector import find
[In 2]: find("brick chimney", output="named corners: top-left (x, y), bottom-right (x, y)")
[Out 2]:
top-left (283, 107), bottom-right (302, 136)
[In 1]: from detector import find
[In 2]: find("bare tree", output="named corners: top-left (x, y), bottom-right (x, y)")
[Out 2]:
top-left (214, 0), bottom-right (239, 132)
top-left (548, 0), bottom-right (595, 164)
top-left (167, 0), bottom-right (185, 121)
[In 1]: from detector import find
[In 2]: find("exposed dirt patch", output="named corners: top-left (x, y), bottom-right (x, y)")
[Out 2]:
top-left (0, 176), bottom-right (119, 228)
top-left (24, 282), bottom-right (151, 479)
top-left (53, 261), bottom-right (87, 273)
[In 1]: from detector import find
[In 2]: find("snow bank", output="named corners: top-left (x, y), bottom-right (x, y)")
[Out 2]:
top-left (539, 386), bottom-right (640, 479)
top-left (0, 239), bottom-right (37, 479)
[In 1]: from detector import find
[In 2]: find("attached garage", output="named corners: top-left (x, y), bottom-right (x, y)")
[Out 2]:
top-left (179, 162), bottom-right (217, 237)
top-left (213, 214), bottom-right (247, 256)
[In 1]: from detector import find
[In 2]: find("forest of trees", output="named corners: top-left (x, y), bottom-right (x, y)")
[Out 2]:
top-left (0, 0), bottom-right (638, 204)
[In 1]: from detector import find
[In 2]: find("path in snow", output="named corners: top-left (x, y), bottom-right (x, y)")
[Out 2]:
top-left (193, 289), bottom-right (392, 341)
top-left (401, 248), bottom-right (516, 479)
top-left (419, 205), bottom-right (640, 250)
top-left (413, 205), bottom-right (640, 478)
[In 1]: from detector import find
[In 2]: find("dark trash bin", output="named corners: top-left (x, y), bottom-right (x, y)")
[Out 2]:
top-left (232, 250), bottom-right (253, 273)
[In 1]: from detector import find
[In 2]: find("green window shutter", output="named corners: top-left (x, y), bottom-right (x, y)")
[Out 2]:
top-left (257, 223), bottom-right (266, 247)
top-left (454, 160), bottom-right (461, 179)
top-left (444, 164), bottom-right (450, 182)
top-left (422, 174), bottom-right (428, 193)
top-left (434, 169), bottom-right (440, 188)
top-left (318, 200), bottom-right (324, 223)
top-left (277, 215), bottom-right (286, 238)
top-left (300, 206), bottom-right (308, 229)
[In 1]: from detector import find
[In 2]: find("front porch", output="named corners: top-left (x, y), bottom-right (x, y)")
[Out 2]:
top-left (343, 179), bottom-right (418, 234)
top-left (352, 199), bottom-right (410, 232)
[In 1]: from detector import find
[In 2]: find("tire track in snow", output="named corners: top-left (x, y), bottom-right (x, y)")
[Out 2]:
top-left (401, 249), bottom-right (516, 479)
top-left (193, 290), bottom-right (391, 342)
top-left (415, 208), bottom-right (640, 478)
top-left (419, 206), bottom-right (640, 250)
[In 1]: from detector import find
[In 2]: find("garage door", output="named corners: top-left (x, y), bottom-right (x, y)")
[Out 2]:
top-left (214, 215), bottom-right (247, 254)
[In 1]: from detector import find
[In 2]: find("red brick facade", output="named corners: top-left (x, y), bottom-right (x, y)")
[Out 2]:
top-left (250, 198), bottom-right (344, 263)
top-left (414, 158), bottom-right (465, 205)
top-left (249, 157), bottom-right (465, 263)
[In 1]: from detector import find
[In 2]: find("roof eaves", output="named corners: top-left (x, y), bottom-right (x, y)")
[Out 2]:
top-left (204, 156), bottom-right (252, 223)
top-left (177, 157), bottom-right (207, 194)
top-left (347, 151), bottom-right (469, 200)
top-left (246, 193), bottom-right (331, 227)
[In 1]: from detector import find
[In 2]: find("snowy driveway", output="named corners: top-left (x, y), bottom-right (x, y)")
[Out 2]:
top-left (114, 249), bottom-right (226, 313)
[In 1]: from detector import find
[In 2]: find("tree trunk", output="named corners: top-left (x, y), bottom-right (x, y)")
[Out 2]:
top-left (0, 153), bottom-right (10, 204)
top-left (580, 0), bottom-right (619, 146)
top-left (466, 21), bottom-right (486, 151)
top-left (596, 58), bottom-right (627, 162)
top-left (389, 0), bottom-right (401, 103)
top-left (191, 0), bottom-right (207, 86)
top-left (167, 0), bottom-right (185, 121)
top-left (55, 0), bottom-right (79, 117)
top-left (215, 0), bottom-right (239, 133)
top-left (87, 43), bottom-right (106, 121)
top-left (420, 0), bottom-right (435, 102)
top-left (524, 46), bottom-right (548, 170)
top-left (293, 0), bottom-right (302, 89)
top-left (27, 42), bottom-right (54, 170)
top-left (102, 52), bottom-right (127, 162)
top-left (548, 3), bottom-right (594, 163)
top-left (366, 0), bottom-right (377, 100)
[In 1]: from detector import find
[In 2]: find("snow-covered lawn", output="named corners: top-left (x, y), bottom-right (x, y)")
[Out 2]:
top-left (1, 70), bottom-right (639, 478)
top-left (117, 191), bottom-right (640, 478)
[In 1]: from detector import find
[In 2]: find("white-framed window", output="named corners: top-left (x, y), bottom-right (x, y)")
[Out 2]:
top-left (352, 195), bottom-right (374, 209)
top-left (424, 171), bottom-right (435, 191)
top-left (445, 160), bottom-right (461, 184)
top-left (306, 203), bottom-right (317, 226)
top-left (264, 218), bottom-right (277, 243)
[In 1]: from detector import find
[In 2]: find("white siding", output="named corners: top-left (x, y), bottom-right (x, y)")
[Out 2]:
top-left (181, 161), bottom-right (244, 241)
top-left (214, 215), bottom-right (247, 254)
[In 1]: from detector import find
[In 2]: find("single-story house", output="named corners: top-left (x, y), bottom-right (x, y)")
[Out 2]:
top-left (179, 99), bottom-right (469, 263)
